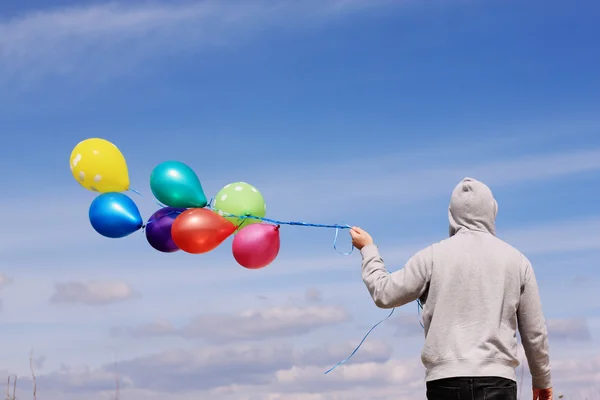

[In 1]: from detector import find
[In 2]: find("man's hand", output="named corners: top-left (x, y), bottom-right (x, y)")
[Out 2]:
top-left (349, 226), bottom-right (374, 250)
top-left (533, 387), bottom-right (553, 400)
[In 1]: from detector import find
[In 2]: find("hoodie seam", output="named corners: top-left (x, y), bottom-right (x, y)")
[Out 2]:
top-left (454, 227), bottom-right (493, 235)
top-left (427, 357), bottom-right (516, 366)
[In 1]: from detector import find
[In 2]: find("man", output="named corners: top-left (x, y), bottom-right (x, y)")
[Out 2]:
top-left (350, 177), bottom-right (553, 400)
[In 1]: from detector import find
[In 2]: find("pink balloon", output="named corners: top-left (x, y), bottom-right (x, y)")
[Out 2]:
top-left (232, 223), bottom-right (280, 269)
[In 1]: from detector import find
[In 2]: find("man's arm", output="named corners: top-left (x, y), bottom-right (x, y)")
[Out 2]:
top-left (517, 256), bottom-right (552, 390)
top-left (361, 244), bottom-right (432, 309)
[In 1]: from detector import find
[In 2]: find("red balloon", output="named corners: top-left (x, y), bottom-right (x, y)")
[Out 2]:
top-left (171, 208), bottom-right (236, 254)
top-left (232, 223), bottom-right (280, 269)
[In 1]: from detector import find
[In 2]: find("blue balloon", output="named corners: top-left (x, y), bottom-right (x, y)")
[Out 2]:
top-left (89, 192), bottom-right (143, 238)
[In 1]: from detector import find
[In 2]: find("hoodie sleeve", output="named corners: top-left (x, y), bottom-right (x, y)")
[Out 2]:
top-left (360, 244), bottom-right (432, 309)
top-left (517, 255), bottom-right (552, 389)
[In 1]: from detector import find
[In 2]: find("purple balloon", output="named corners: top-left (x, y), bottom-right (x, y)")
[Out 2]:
top-left (145, 207), bottom-right (185, 253)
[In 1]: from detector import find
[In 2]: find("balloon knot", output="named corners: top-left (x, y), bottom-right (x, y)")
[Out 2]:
top-left (275, 224), bottom-right (280, 231)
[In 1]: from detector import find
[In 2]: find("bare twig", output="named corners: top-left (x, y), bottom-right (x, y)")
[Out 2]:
top-left (5, 375), bottom-right (17, 400)
top-left (29, 350), bottom-right (37, 400)
top-left (113, 350), bottom-right (120, 400)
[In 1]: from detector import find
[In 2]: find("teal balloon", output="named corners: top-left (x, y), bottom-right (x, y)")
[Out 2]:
top-left (150, 161), bottom-right (207, 208)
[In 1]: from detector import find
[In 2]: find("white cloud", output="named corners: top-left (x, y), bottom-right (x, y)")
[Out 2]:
top-left (37, 364), bottom-right (132, 393)
top-left (552, 352), bottom-right (600, 385)
top-left (112, 343), bottom-right (295, 392)
top-left (125, 320), bottom-right (177, 337)
top-left (7, 340), bottom-right (600, 400)
top-left (120, 305), bottom-right (349, 342)
top-left (0, 0), bottom-right (392, 84)
top-left (501, 216), bottom-right (600, 255)
top-left (546, 318), bottom-right (592, 342)
top-left (538, 353), bottom-right (600, 399)
top-left (50, 281), bottom-right (139, 305)
top-left (14, 341), bottom-right (402, 396)
top-left (390, 313), bottom-right (426, 337)
top-left (258, 147), bottom-right (600, 220)
top-left (0, 272), bottom-right (11, 313)
top-left (0, 272), bottom-right (12, 288)
top-left (305, 288), bottom-right (323, 303)
top-left (274, 359), bottom-right (423, 392)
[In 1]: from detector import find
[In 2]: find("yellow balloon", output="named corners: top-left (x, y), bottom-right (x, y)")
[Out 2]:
top-left (69, 138), bottom-right (130, 193)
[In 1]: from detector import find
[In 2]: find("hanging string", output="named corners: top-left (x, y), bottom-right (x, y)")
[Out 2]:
top-left (324, 307), bottom-right (395, 374)
top-left (417, 298), bottom-right (425, 329)
top-left (324, 270), bottom-right (425, 374)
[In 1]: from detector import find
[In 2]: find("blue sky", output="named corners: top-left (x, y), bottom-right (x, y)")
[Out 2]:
top-left (1, 0), bottom-right (600, 399)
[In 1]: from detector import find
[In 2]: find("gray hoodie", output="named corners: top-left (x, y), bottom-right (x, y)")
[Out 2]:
top-left (360, 177), bottom-right (552, 388)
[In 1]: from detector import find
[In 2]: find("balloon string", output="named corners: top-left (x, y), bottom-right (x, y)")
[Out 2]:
top-left (145, 209), bottom-right (184, 226)
top-left (205, 198), bottom-right (352, 229)
top-left (324, 270), bottom-right (424, 374)
top-left (228, 214), bottom-right (353, 230)
top-left (333, 227), bottom-right (353, 255)
top-left (124, 188), bottom-right (167, 215)
top-left (128, 188), bottom-right (143, 197)
top-left (324, 308), bottom-right (395, 374)
top-left (205, 200), bottom-right (354, 255)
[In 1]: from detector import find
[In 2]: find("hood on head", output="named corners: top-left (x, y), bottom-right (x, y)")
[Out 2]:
top-left (448, 177), bottom-right (498, 237)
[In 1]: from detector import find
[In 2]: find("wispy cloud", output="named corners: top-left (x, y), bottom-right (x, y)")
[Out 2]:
top-left (259, 146), bottom-right (600, 219)
top-left (116, 305), bottom-right (349, 342)
top-left (502, 216), bottom-right (600, 256)
top-left (24, 340), bottom-right (400, 396)
top-left (0, 0), bottom-right (389, 84)
top-left (261, 214), bottom-right (600, 277)
top-left (35, 364), bottom-right (133, 393)
top-left (50, 280), bottom-right (140, 305)
top-left (547, 318), bottom-right (592, 342)
top-left (0, 272), bottom-right (10, 288)
top-left (304, 288), bottom-right (323, 303)
top-left (11, 335), bottom-right (600, 399)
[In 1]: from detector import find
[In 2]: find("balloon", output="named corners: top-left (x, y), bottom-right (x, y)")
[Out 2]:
top-left (150, 161), bottom-right (207, 208)
top-left (171, 208), bottom-right (236, 254)
top-left (213, 182), bottom-right (266, 229)
top-left (89, 193), bottom-right (143, 238)
top-left (70, 138), bottom-right (130, 193)
top-left (145, 207), bottom-right (185, 253)
top-left (232, 223), bottom-right (280, 269)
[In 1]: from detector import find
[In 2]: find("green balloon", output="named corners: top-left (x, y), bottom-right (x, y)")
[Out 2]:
top-left (213, 182), bottom-right (266, 229)
top-left (150, 161), bottom-right (207, 208)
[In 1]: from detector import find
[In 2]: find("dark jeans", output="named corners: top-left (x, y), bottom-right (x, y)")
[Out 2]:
top-left (426, 377), bottom-right (517, 400)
